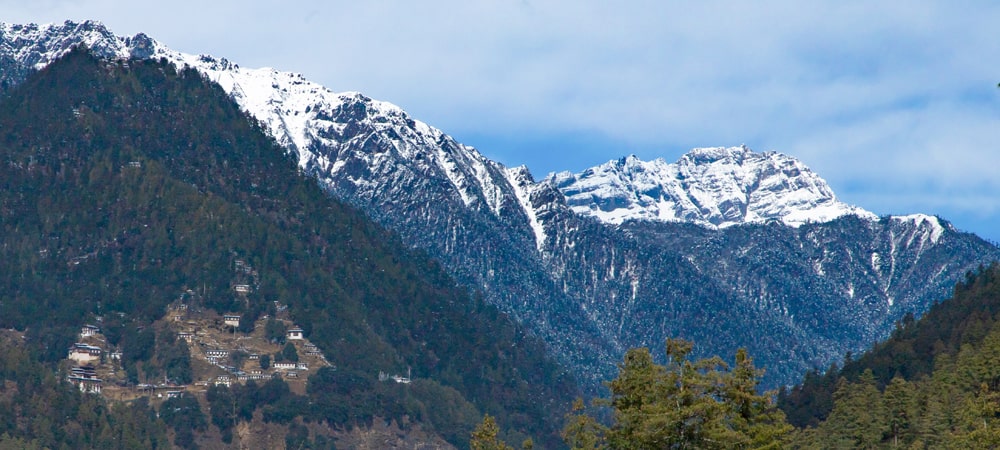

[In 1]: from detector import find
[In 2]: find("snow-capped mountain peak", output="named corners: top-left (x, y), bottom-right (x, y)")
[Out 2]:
top-left (547, 145), bottom-right (876, 228)
top-left (1, 21), bottom-right (124, 68)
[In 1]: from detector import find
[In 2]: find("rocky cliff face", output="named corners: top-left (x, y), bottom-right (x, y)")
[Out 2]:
top-left (3, 20), bottom-right (998, 389)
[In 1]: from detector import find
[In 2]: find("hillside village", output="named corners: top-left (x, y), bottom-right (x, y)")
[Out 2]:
top-left (51, 256), bottom-right (435, 448)
top-left (63, 259), bottom-right (334, 401)
top-left (66, 311), bottom-right (332, 400)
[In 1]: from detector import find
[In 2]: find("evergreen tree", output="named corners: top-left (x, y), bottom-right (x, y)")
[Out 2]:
top-left (281, 342), bottom-right (298, 363)
top-left (470, 415), bottom-right (513, 450)
top-left (569, 339), bottom-right (789, 449)
top-left (159, 394), bottom-right (206, 449)
top-left (882, 376), bottom-right (915, 448)
top-left (264, 318), bottom-right (287, 344)
top-left (955, 383), bottom-right (1000, 447)
top-left (915, 353), bottom-right (962, 447)
top-left (813, 371), bottom-right (886, 449)
top-left (723, 348), bottom-right (793, 449)
top-left (562, 398), bottom-right (606, 450)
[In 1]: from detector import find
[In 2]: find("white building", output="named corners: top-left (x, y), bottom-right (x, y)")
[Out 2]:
top-left (223, 315), bottom-right (241, 327)
top-left (68, 343), bottom-right (102, 363)
top-left (68, 365), bottom-right (102, 394)
top-left (80, 325), bottom-right (100, 337)
top-left (206, 349), bottom-right (229, 359)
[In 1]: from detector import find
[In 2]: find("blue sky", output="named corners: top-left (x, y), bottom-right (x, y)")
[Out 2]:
top-left (4, 1), bottom-right (1000, 243)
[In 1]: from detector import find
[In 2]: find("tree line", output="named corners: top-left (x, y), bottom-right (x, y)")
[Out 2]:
top-left (474, 338), bottom-right (792, 449)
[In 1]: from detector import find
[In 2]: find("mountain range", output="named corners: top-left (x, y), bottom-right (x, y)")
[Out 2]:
top-left (2, 20), bottom-right (998, 391)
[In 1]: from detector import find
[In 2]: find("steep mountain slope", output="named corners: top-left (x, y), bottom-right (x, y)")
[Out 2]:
top-left (3, 21), bottom-right (998, 392)
top-left (0, 47), bottom-right (575, 448)
top-left (527, 192), bottom-right (996, 385)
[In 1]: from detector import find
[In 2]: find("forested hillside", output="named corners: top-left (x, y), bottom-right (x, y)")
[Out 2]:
top-left (0, 47), bottom-right (576, 449)
top-left (779, 263), bottom-right (1000, 448)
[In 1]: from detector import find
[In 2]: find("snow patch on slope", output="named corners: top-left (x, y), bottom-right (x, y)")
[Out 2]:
top-left (506, 166), bottom-right (547, 251)
top-left (892, 214), bottom-right (946, 245)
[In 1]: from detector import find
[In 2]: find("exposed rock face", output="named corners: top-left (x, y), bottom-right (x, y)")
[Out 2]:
top-left (3, 20), bottom-right (998, 390)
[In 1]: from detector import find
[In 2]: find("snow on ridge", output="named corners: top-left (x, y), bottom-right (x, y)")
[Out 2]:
top-left (549, 146), bottom-right (877, 228)
top-left (0, 20), bottom-right (130, 69)
top-left (168, 48), bottom-right (513, 218)
top-left (506, 166), bottom-right (548, 251)
top-left (178, 51), bottom-right (506, 216)
top-left (465, 149), bottom-right (510, 216)
top-left (891, 214), bottom-right (947, 244)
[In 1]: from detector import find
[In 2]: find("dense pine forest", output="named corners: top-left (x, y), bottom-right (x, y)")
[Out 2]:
top-left (779, 263), bottom-right (1000, 448)
top-left (0, 47), bottom-right (576, 449)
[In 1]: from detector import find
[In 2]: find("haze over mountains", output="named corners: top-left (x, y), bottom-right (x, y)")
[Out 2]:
top-left (2, 20), bottom-right (999, 393)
